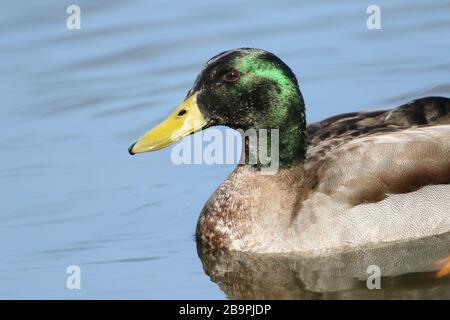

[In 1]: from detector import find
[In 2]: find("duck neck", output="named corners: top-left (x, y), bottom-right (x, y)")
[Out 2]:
top-left (245, 89), bottom-right (307, 169)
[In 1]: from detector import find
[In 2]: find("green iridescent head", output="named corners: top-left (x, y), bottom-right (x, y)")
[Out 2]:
top-left (193, 48), bottom-right (307, 165)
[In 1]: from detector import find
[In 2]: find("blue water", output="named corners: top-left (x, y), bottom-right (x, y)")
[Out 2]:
top-left (1, 0), bottom-right (449, 299)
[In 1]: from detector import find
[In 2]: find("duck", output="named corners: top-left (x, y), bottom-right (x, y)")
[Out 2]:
top-left (128, 48), bottom-right (450, 255)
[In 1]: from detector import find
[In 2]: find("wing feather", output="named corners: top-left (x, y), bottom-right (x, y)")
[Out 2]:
top-left (304, 97), bottom-right (450, 206)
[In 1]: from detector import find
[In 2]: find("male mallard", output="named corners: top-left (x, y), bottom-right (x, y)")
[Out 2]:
top-left (129, 48), bottom-right (450, 255)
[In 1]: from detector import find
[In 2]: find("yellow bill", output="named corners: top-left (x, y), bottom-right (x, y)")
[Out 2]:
top-left (129, 93), bottom-right (208, 155)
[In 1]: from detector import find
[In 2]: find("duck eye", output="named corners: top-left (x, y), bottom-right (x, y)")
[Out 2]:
top-left (177, 109), bottom-right (187, 117)
top-left (223, 70), bottom-right (240, 82)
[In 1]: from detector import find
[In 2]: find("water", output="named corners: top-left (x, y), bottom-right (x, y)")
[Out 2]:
top-left (1, 0), bottom-right (449, 299)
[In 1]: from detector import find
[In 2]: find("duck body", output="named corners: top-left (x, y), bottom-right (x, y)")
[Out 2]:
top-left (197, 97), bottom-right (450, 254)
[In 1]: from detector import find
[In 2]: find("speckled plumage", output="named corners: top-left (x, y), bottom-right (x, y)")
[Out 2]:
top-left (196, 95), bottom-right (450, 254)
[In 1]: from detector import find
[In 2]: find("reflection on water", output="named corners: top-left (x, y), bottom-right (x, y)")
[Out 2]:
top-left (198, 232), bottom-right (450, 299)
top-left (1, 0), bottom-right (450, 298)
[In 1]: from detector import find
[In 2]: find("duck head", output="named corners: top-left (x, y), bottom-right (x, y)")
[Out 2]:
top-left (129, 48), bottom-right (307, 166)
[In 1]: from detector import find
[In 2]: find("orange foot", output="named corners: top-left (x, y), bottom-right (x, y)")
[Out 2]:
top-left (436, 255), bottom-right (450, 277)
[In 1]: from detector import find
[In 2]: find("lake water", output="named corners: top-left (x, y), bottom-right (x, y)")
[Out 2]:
top-left (1, 0), bottom-right (449, 299)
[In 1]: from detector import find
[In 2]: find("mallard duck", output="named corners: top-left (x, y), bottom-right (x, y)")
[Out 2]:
top-left (129, 48), bottom-right (450, 255)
